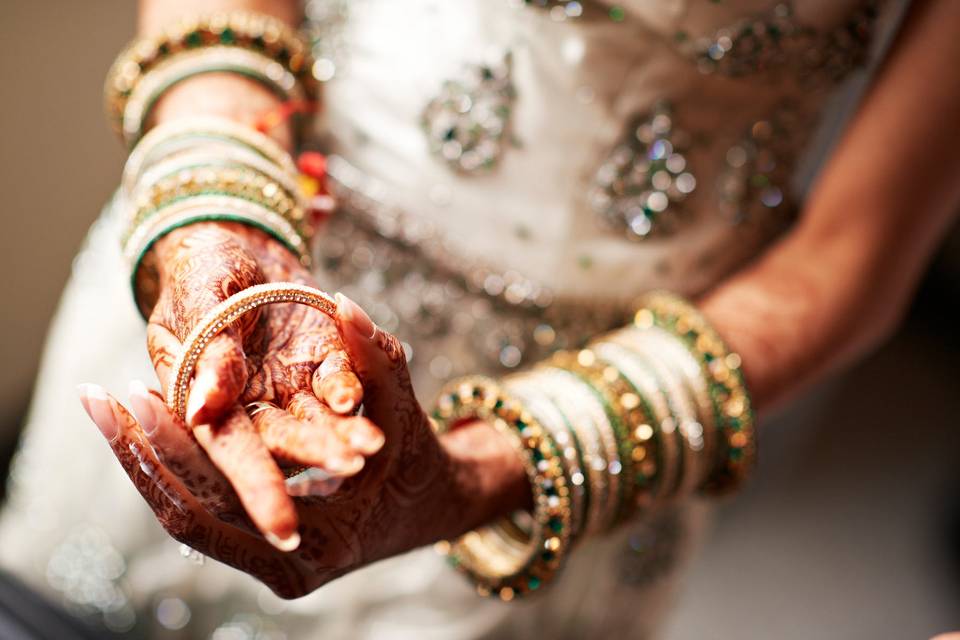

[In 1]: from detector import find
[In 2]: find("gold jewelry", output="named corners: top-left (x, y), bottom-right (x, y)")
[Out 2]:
top-left (433, 377), bottom-right (572, 600)
top-left (531, 368), bottom-right (610, 536)
top-left (548, 349), bottom-right (646, 525)
top-left (123, 116), bottom-right (299, 192)
top-left (121, 46), bottom-right (304, 145)
top-left (105, 11), bottom-right (317, 140)
top-left (506, 375), bottom-right (589, 540)
top-left (611, 328), bottom-right (706, 498)
top-left (591, 340), bottom-right (674, 507)
top-left (124, 164), bottom-right (311, 248)
top-left (636, 291), bottom-right (757, 495)
top-left (167, 283), bottom-right (336, 420)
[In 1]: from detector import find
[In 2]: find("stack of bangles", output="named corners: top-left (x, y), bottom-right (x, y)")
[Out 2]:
top-left (105, 11), bottom-right (318, 146)
top-left (432, 291), bottom-right (756, 600)
top-left (103, 11), bottom-right (320, 317)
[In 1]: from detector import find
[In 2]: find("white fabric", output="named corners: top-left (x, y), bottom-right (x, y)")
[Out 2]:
top-left (0, 1), bottom-right (904, 638)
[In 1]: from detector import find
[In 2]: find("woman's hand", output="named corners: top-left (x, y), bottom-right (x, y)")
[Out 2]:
top-left (78, 295), bottom-right (530, 597)
top-left (83, 222), bottom-right (386, 550)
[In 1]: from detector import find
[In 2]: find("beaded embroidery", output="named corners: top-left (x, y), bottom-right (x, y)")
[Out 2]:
top-left (422, 54), bottom-right (517, 174)
top-left (589, 103), bottom-right (698, 240)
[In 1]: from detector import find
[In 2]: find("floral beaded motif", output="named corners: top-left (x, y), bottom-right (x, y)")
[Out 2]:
top-left (422, 53), bottom-right (517, 174)
top-left (589, 103), bottom-right (697, 240)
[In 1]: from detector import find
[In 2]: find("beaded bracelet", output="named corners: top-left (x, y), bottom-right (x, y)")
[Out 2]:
top-left (105, 11), bottom-right (317, 140)
top-left (121, 46), bottom-right (304, 145)
top-left (636, 292), bottom-right (757, 495)
top-left (433, 377), bottom-right (572, 600)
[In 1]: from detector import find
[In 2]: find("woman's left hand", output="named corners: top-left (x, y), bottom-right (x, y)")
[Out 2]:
top-left (79, 294), bottom-right (528, 597)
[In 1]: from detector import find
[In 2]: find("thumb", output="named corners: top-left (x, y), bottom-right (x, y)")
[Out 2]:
top-left (334, 293), bottom-right (419, 424)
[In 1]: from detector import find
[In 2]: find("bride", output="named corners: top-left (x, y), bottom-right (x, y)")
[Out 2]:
top-left (2, 0), bottom-right (958, 637)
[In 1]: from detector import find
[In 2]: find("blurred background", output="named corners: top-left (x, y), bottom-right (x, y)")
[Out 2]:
top-left (0, 1), bottom-right (958, 638)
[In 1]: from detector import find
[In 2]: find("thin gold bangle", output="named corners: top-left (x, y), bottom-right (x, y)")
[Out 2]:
top-left (167, 283), bottom-right (336, 420)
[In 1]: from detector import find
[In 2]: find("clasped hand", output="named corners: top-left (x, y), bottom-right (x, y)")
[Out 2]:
top-left (77, 224), bottom-right (466, 598)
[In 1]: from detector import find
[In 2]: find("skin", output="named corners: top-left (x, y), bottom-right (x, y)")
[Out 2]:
top-left (79, 0), bottom-right (960, 598)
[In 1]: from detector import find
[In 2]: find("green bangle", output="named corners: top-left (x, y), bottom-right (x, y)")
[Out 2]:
top-left (433, 376), bottom-right (573, 601)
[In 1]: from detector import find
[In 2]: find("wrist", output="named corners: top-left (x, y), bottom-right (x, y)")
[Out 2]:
top-left (150, 74), bottom-right (294, 151)
top-left (437, 419), bottom-right (532, 540)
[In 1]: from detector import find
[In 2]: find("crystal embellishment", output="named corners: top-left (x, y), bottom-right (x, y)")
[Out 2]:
top-left (589, 103), bottom-right (696, 240)
top-left (422, 53), bottom-right (517, 174)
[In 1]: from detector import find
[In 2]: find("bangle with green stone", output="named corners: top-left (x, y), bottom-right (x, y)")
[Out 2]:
top-left (636, 291), bottom-right (757, 496)
top-left (433, 376), bottom-right (573, 601)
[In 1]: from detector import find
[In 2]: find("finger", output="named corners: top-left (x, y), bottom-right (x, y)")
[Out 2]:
top-left (128, 380), bottom-right (253, 531)
top-left (334, 293), bottom-right (420, 430)
top-left (248, 400), bottom-right (369, 473)
top-left (192, 405), bottom-right (301, 551)
top-left (311, 350), bottom-right (363, 415)
top-left (287, 392), bottom-right (384, 458)
top-left (77, 383), bottom-right (196, 528)
top-left (186, 327), bottom-right (249, 427)
top-left (146, 323), bottom-right (182, 392)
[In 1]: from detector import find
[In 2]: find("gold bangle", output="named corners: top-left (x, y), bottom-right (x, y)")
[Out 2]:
top-left (549, 348), bottom-right (656, 524)
top-left (105, 11), bottom-right (317, 137)
top-left (636, 291), bottom-right (757, 495)
top-left (433, 377), bottom-right (572, 600)
top-left (120, 46), bottom-right (304, 146)
top-left (124, 165), bottom-right (311, 248)
top-left (167, 283), bottom-right (336, 420)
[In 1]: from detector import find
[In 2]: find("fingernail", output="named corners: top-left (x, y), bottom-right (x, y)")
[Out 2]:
top-left (128, 380), bottom-right (159, 435)
top-left (77, 383), bottom-right (119, 442)
top-left (185, 369), bottom-right (219, 425)
top-left (350, 430), bottom-right (384, 453)
top-left (265, 531), bottom-right (301, 552)
top-left (327, 455), bottom-right (364, 476)
top-left (329, 388), bottom-right (355, 414)
top-left (335, 292), bottom-right (376, 340)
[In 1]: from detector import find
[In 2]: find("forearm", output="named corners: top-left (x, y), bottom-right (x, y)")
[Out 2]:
top-left (701, 0), bottom-right (960, 414)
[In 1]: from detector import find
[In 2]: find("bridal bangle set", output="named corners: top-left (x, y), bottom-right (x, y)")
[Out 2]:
top-left (104, 12), bottom-right (319, 314)
top-left (432, 291), bottom-right (756, 600)
top-left (105, 11), bottom-right (317, 146)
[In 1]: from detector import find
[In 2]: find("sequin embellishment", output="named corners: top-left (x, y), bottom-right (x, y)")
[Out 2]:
top-left (422, 53), bottom-right (517, 174)
top-left (589, 103), bottom-right (697, 240)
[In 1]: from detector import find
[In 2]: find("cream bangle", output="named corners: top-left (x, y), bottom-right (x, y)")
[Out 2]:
top-left (539, 367), bottom-right (620, 534)
top-left (637, 325), bottom-right (718, 488)
top-left (167, 283), bottom-right (336, 419)
top-left (122, 46), bottom-right (303, 145)
top-left (506, 376), bottom-right (589, 540)
top-left (591, 340), bottom-right (674, 508)
top-left (633, 334), bottom-right (706, 499)
top-left (124, 116), bottom-right (298, 190)
top-left (532, 368), bottom-right (608, 537)
top-left (609, 330), bottom-right (701, 499)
